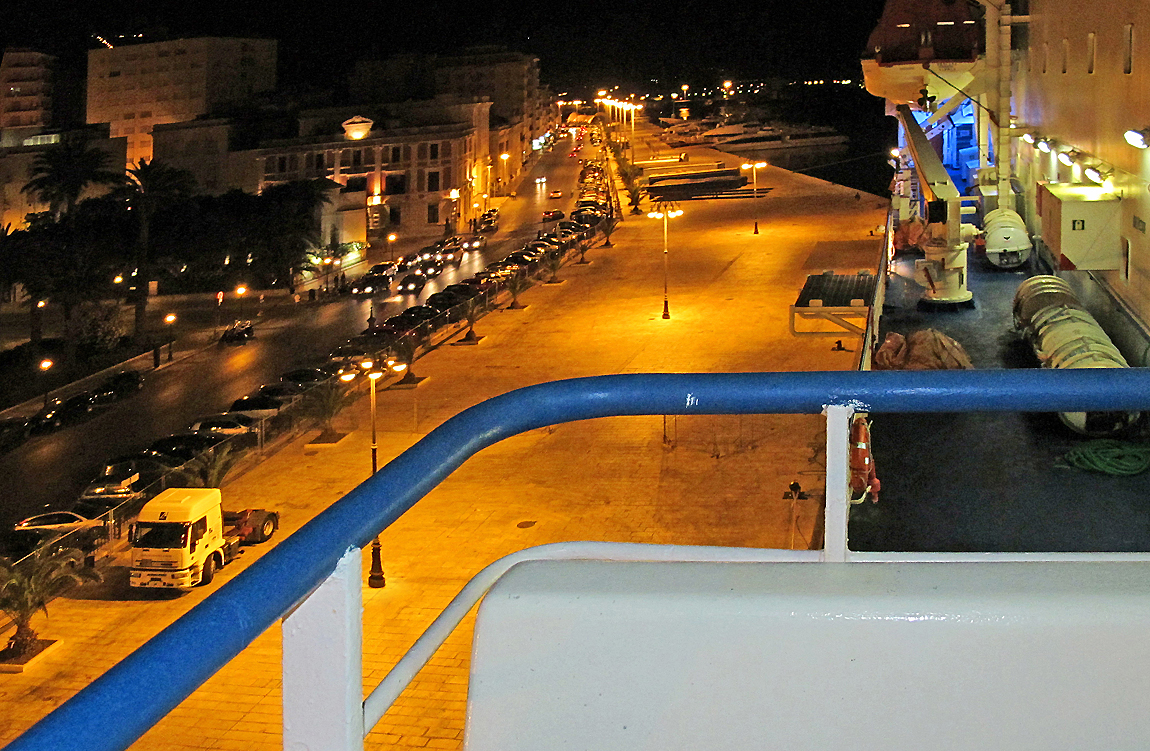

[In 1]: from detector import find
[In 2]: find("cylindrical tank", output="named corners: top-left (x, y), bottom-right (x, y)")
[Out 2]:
top-left (1013, 276), bottom-right (1138, 435)
top-left (984, 208), bottom-right (1032, 268)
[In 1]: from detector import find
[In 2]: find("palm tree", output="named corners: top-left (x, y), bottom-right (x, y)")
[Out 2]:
top-left (172, 443), bottom-right (248, 488)
top-left (299, 380), bottom-right (355, 440)
top-left (0, 224), bottom-right (26, 306)
top-left (0, 547), bottom-right (101, 659)
top-left (540, 253), bottom-right (565, 284)
top-left (116, 159), bottom-right (196, 341)
top-left (600, 217), bottom-right (619, 248)
top-left (256, 180), bottom-right (331, 288)
top-left (391, 334), bottom-right (421, 385)
top-left (21, 135), bottom-right (123, 220)
top-left (460, 296), bottom-right (485, 343)
top-left (505, 273), bottom-right (532, 309)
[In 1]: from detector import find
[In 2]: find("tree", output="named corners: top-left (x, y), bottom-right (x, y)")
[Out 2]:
top-left (115, 159), bottom-right (196, 341)
top-left (0, 547), bottom-right (101, 659)
top-left (21, 135), bottom-right (123, 220)
top-left (172, 443), bottom-right (248, 488)
top-left (600, 217), bottom-right (619, 248)
top-left (0, 224), bottom-right (27, 306)
top-left (460, 295), bottom-right (486, 343)
top-left (391, 334), bottom-right (421, 384)
top-left (299, 380), bottom-right (355, 439)
top-left (505, 273), bottom-right (532, 309)
top-left (254, 180), bottom-right (331, 288)
top-left (540, 253), bottom-right (565, 284)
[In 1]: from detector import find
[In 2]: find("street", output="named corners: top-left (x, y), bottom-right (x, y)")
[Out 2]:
top-left (0, 135), bottom-right (586, 527)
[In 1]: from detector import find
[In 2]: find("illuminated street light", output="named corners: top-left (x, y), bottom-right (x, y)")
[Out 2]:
top-left (386, 233), bottom-right (398, 260)
top-left (39, 358), bottom-right (53, 407)
top-left (361, 357), bottom-right (387, 588)
top-left (740, 161), bottom-right (768, 234)
top-left (164, 313), bottom-right (177, 362)
top-left (235, 285), bottom-right (248, 319)
top-left (647, 204), bottom-right (684, 319)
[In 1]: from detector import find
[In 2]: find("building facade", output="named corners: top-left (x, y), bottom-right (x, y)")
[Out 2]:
top-left (87, 37), bottom-right (276, 167)
top-left (153, 96), bottom-right (491, 248)
top-left (0, 49), bottom-right (55, 146)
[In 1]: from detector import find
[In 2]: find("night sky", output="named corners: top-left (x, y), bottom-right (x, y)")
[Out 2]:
top-left (2, 0), bottom-right (889, 94)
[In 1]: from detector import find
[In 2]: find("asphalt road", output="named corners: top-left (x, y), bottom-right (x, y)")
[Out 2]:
top-left (0, 134), bottom-right (587, 529)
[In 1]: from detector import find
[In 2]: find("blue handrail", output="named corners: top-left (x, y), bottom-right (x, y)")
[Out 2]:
top-left (9, 368), bottom-right (1150, 751)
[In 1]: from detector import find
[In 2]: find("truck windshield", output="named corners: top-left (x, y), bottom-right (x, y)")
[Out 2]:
top-left (134, 522), bottom-right (188, 549)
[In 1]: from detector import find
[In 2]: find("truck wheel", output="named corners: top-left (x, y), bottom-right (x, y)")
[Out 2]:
top-left (200, 555), bottom-right (216, 585)
top-left (259, 517), bottom-right (275, 542)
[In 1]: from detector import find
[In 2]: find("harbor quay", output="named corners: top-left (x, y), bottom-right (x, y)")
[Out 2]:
top-left (0, 123), bottom-right (888, 750)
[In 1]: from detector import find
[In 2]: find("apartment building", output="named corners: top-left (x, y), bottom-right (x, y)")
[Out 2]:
top-left (87, 37), bottom-right (276, 166)
top-left (0, 49), bottom-right (55, 146)
top-left (153, 96), bottom-right (491, 247)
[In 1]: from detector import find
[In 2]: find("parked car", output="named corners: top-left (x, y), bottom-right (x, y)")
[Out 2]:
top-left (441, 283), bottom-right (482, 300)
top-left (425, 292), bottom-right (470, 321)
top-left (482, 208), bottom-right (499, 221)
top-left (144, 433), bottom-right (229, 464)
top-left (258, 383), bottom-right (304, 402)
top-left (549, 189), bottom-right (563, 199)
top-left (228, 395), bottom-right (286, 421)
top-left (543, 210), bottom-right (565, 222)
top-left (14, 510), bottom-right (103, 534)
top-left (221, 319), bottom-right (255, 344)
top-left (478, 218), bottom-right (499, 233)
top-left (188, 414), bottom-right (260, 448)
top-left (281, 368), bottom-right (332, 387)
top-left (395, 305), bottom-right (442, 326)
top-left (397, 273), bottom-right (427, 294)
top-left (92, 371), bottom-right (144, 404)
top-left (0, 528), bottom-right (63, 560)
top-left (0, 417), bottom-right (30, 452)
top-left (572, 210), bottom-right (605, 227)
top-left (77, 458), bottom-right (165, 513)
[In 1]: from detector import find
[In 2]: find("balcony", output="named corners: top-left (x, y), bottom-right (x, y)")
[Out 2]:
top-left (8, 369), bottom-right (1150, 751)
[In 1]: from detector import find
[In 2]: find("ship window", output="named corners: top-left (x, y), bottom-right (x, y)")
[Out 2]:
top-left (1124, 24), bottom-right (1134, 74)
top-left (1061, 39), bottom-right (1069, 73)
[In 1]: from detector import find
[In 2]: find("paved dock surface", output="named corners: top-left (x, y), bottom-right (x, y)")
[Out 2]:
top-left (0, 124), bottom-right (888, 749)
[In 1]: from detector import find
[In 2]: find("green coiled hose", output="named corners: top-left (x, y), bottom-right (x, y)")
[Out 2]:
top-left (1059, 439), bottom-right (1150, 476)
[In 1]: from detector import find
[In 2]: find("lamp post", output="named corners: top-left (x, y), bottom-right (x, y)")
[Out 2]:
top-left (741, 161), bottom-right (767, 234)
top-left (39, 358), bottom-right (53, 408)
top-left (386, 233), bottom-right (397, 261)
top-left (164, 313), bottom-right (177, 362)
top-left (235, 285), bottom-right (247, 319)
top-left (448, 188), bottom-right (460, 236)
top-left (499, 152), bottom-right (509, 194)
top-left (647, 204), bottom-right (683, 319)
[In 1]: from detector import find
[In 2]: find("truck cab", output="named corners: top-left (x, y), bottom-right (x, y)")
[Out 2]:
top-left (128, 488), bottom-right (276, 590)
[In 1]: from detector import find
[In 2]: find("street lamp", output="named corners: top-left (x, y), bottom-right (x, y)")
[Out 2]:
top-left (647, 204), bottom-right (684, 319)
top-left (39, 358), bottom-right (53, 408)
top-left (359, 357), bottom-right (389, 588)
top-left (164, 313), bottom-right (177, 362)
top-left (448, 188), bottom-right (460, 236)
top-left (235, 285), bottom-right (248, 319)
top-left (386, 233), bottom-right (398, 261)
top-left (499, 152), bottom-right (510, 194)
top-left (741, 161), bottom-right (768, 234)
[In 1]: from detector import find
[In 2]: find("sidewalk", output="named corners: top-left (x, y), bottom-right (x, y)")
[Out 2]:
top-left (0, 123), bottom-right (889, 750)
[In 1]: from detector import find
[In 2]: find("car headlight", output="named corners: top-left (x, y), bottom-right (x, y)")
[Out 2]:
top-left (364, 286), bottom-right (373, 293)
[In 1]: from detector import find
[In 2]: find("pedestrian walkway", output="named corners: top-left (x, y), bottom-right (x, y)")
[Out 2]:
top-left (0, 120), bottom-right (889, 750)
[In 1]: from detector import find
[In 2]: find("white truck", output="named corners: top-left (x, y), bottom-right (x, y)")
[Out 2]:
top-left (128, 487), bottom-right (279, 590)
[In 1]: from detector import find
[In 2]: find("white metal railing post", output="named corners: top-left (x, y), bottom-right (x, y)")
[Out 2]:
top-left (823, 404), bottom-right (855, 562)
top-left (283, 547), bottom-right (364, 751)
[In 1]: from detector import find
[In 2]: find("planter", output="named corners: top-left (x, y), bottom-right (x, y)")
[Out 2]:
top-left (0, 639), bottom-right (60, 674)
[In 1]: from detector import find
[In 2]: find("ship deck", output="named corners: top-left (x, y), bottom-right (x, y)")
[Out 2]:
top-left (852, 250), bottom-right (1150, 552)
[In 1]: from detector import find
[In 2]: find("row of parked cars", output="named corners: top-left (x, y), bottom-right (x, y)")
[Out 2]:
top-left (0, 370), bottom-right (145, 455)
top-left (4, 363), bottom-right (352, 560)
